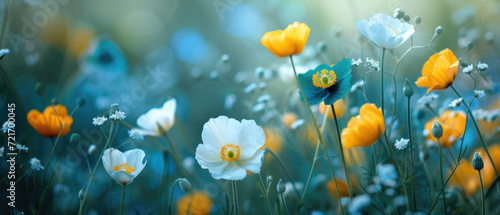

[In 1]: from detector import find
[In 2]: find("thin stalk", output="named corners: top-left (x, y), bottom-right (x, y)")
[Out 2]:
top-left (290, 56), bottom-right (345, 214)
top-left (438, 139), bottom-right (448, 215)
top-left (164, 132), bottom-right (187, 177)
top-left (266, 149), bottom-right (300, 198)
top-left (168, 179), bottom-right (184, 215)
top-left (281, 193), bottom-right (289, 215)
top-left (331, 104), bottom-right (352, 200)
top-left (450, 85), bottom-right (498, 175)
top-left (407, 97), bottom-right (416, 210)
top-left (380, 49), bottom-right (386, 115)
top-left (120, 185), bottom-right (126, 215)
top-left (232, 180), bottom-right (239, 215)
top-left (427, 161), bottom-right (461, 214)
top-left (479, 170), bottom-right (485, 215)
top-left (258, 174), bottom-right (274, 215)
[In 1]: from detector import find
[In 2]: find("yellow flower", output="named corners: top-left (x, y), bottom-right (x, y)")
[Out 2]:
top-left (176, 192), bottom-right (213, 215)
top-left (27, 105), bottom-right (73, 137)
top-left (327, 179), bottom-right (349, 198)
top-left (261, 22), bottom-right (310, 58)
top-left (344, 147), bottom-right (364, 166)
top-left (281, 112), bottom-right (299, 129)
top-left (415, 49), bottom-right (459, 94)
top-left (341, 103), bottom-right (384, 149)
top-left (319, 99), bottom-right (345, 119)
top-left (423, 110), bottom-right (466, 147)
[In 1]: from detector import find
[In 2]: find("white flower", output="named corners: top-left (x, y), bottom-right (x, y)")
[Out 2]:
top-left (136, 98), bottom-right (176, 136)
top-left (364, 58), bottom-right (380, 71)
top-left (16, 143), bottom-right (28, 152)
top-left (0, 48), bottom-right (10, 58)
top-left (0, 146), bottom-right (4, 157)
top-left (418, 93), bottom-right (439, 106)
top-left (377, 163), bottom-right (397, 187)
top-left (102, 148), bottom-right (147, 185)
top-left (474, 90), bottom-right (485, 98)
top-left (195, 116), bottom-right (265, 180)
top-left (30, 158), bottom-right (44, 171)
top-left (2, 121), bottom-right (13, 133)
top-left (462, 64), bottom-right (473, 74)
top-left (348, 194), bottom-right (371, 215)
top-left (350, 80), bottom-right (365, 92)
top-left (394, 138), bottom-right (409, 150)
top-left (92, 116), bottom-right (107, 126)
top-left (128, 129), bottom-right (144, 141)
top-left (449, 98), bottom-right (463, 107)
top-left (110, 111), bottom-right (126, 120)
top-left (357, 13), bottom-right (415, 50)
top-left (351, 58), bottom-right (362, 67)
top-left (477, 62), bottom-right (488, 71)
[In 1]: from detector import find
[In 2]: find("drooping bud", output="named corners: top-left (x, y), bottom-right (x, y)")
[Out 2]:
top-left (277, 179), bottom-right (286, 193)
top-left (70, 133), bottom-right (81, 145)
top-left (432, 121), bottom-right (443, 139)
top-left (403, 79), bottom-right (414, 97)
top-left (472, 152), bottom-right (484, 171)
top-left (435, 26), bottom-right (443, 35)
top-left (34, 82), bottom-right (46, 96)
top-left (51, 98), bottom-right (59, 105)
top-left (178, 178), bottom-right (192, 192)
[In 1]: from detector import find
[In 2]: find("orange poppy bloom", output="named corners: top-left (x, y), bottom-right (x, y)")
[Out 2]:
top-left (415, 49), bottom-right (459, 93)
top-left (341, 103), bottom-right (385, 149)
top-left (261, 128), bottom-right (283, 154)
top-left (423, 110), bottom-right (466, 147)
top-left (319, 99), bottom-right (346, 119)
top-left (327, 178), bottom-right (349, 198)
top-left (176, 191), bottom-right (212, 215)
top-left (27, 104), bottom-right (73, 137)
top-left (261, 22), bottom-right (310, 58)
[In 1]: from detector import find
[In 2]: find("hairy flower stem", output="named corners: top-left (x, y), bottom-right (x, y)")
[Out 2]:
top-left (450, 85), bottom-right (498, 175)
top-left (479, 170), bottom-right (485, 215)
top-left (407, 97), bottom-right (416, 210)
top-left (120, 185), bottom-right (126, 215)
top-left (290, 55), bottom-right (345, 214)
top-left (331, 104), bottom-right (353, 200)
top-left (438, 139), bottom-right (448, 215)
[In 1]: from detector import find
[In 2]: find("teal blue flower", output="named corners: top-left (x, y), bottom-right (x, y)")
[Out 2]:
top-left (298, 59), bottom-right (352, 105)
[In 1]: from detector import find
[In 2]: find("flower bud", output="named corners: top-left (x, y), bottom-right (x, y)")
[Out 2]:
top-left (178, 178), bottom-right (192, 192)
top-left (109, 103), bottom-right (120, 116)
top-left (78, 187), bottom-right (84, 200)
top-left (70, 133), bottom-right (81, 145)
top-left (472, 152), bottom-right (484, 171)
top-left (435, 26), bottom-right (443, 35)
top-left (466, 42), bottom-right (473, 50)
top-left (277, 179), bottom-right (286, 193)
top-left (403, 15), bottom-right (410, 22)
top-left (432, 121), bottom-right (443, 139)
top-left (88, 144), bottom-right (97, 154)
top-left (317, 41), bottom-right (327, 53)
top-left (51, 98), bottom-right (59, 105)
top-left (266, 175), bottom-right (273, 186)
top-left (414, 16), bottom-right (421, 24)
top-left (393, 8), bottom-right (405, 19)
top-left (77, 98), bottom-right (86, 107)
top-left (403, 79), bottom-right (414, 97)
top-left (34, 82), bottom-right (46, 96)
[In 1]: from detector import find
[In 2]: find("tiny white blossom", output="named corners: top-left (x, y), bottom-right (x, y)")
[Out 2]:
top-left (474, 90), bottom-right (485, 98)
top-left (0, 48), bottom-right (10, 58)
top-left (2, 121), bottom-right (13, 133)
top-left (88, 144), bottom-right (97, 154)
top-left (110, 111), bottom-right (126, 120)
top-left (485, 109), bottom-right (500, 123)
top-left (16, 143), bottom-right (29, 152)
top-left (351, 58), bottom-right (362, 67)
top-left (449, 98), bottom-right (463, 107)
top-left (418, 93), bottom-right (439, 106)
top-left (477, 62), bottom-right (488, 71)
top-left (128, 129), bottom-right (144, 141)
top-left (0, 146), bottom-right (4, 157)
top-left (30, 158), bottom-right (44, 171)
top-left (394, 138), bottom-right (409, 150)
top-left (92, 116), bottom-right (107, 126)
top-left (365, 58), bottom-right (380, 71)
top-left (462, 64), bottom-right (473, 74)
top-left (350, 80), bottom-right (365, 92)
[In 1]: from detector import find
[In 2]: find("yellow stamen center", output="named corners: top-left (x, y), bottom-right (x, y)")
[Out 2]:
top-left (313, 69), bottom-right (337, 88)
top-left (386, 25), bottom-right (399, 35)
top-left (220, 143), bottom-right (241, 162)
top-left (113, 163), bottom-right (135, 174)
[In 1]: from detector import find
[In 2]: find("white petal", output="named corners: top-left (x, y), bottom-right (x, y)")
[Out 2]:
top-left (211, 162), bottom-right (247, 180)
top-left (102, 148), bottom-right (127, 174)
top-left (356, 20), bottom-right (369, 38)
top-left (236, 150), bottom-right (264, 173)
top-left (196, 144), bottom-right (225, 170)
top-left (136, 108), bottom-right (162, 135)
top-left (236, 119), bottom-right (265, 158)
top-left (110, 171), bottom-right (136, 185)
top-left (123, 149), bottom-right (147, 176)
top-left (201, 116), bottom-right (240, 152)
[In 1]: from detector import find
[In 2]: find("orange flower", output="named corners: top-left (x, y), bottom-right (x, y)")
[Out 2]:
top-left (344, 147), bottom-right (364, 166)
top-left (261, 22), bottom-right (310, 58)
top-left (261, 128), bottom-right (283, 153)
top-left (327, 179), bottom-right (349, 198)
top-left (319, 99), bottom-right (345, 119)
top-left (341, 103), bottom-right (384, 149)
top-left (176, 192), bottom-right (213, 215)
top-left (423, 110), bottom-right (466, 147)
top-left (415, 49), bottom-right (459, 93)
top-left (27, 105), bottom-right (73, 137)
top-left (281, 112), bottom-right (299, 129)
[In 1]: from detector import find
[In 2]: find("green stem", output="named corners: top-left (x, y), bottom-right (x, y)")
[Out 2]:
top-left (168, 179), bottom-right (183, 215)
top-left (438, 139), bottom-right (448, 215)
top-left (450, 85), bottom-right (498, 175)
top-left (266, 149), bottom-right (300, 198)
top-left (164, 132), bottom-right (187, 178)
top-left (331, 104), bottom-right (352, 200)
top-left (120, 185), bottom-right (126, 215)
top-left (232, 180), bottom-right (239, 215)
top-left (427, 160), bottom-right (461, 214)
top-left (479, 170), bottom-right (485, 215)
top-left (407, 97), bottom-right (416, 211)
top-left (281, 193), bottom-right (289, 215)
top-left (381, 49), bottom-right (386, 115)
top-left (258, 174), bottom-right (274, 215)
top-left (290, 56), bottom-right (345, 215)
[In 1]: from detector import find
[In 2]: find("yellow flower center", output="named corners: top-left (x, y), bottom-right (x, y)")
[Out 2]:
top-left (313, 69), bottom-right (337, 88)
top-left (113, 163), bottom-right (135, 174)
top-left (220, 143), bottom-right (241, 162)
top-left (385, 25), bottom-right (399, 35)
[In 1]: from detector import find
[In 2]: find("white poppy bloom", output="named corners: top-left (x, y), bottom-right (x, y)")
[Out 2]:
top-left (102, 148), bottom-right (147, 185)
top-left (136, 98), bottom-right (176, 136)
top-left (195, 116), bottom-right (265, 180)
top-left (357, 13), bottom-right (415, 50)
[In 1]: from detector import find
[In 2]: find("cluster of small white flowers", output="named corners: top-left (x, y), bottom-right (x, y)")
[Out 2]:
top-left (16, 143), bottom-right (29, 152)
top-left (394, 138), bottom-right (409, 150)
top-left (351, 58), bottom-right (362, 67)
top-left (350, 80), bottom-right (365, 92)
top-left (92, 116), bottom-right (108, 126)
top-left (364, 58), bottom-right (380, 71)
top-left (477, 62), bottom-right (488, 71)
top-left (30, 158), bottom-right (44, 171)
top-left (474, 90), bottom-right (485, 98)
top-left (449, 98), bottom-right (463, 107)
top-left (474, 109), bottom-right (500, 123)
top-left (462, 64), bottom-right (473, 74)
top-left (110, 111), bottom-right (126, 120)
top-left (128, 129), bottom-right (144, 141)
top-left (417, 93), bottom-right (439, 106)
